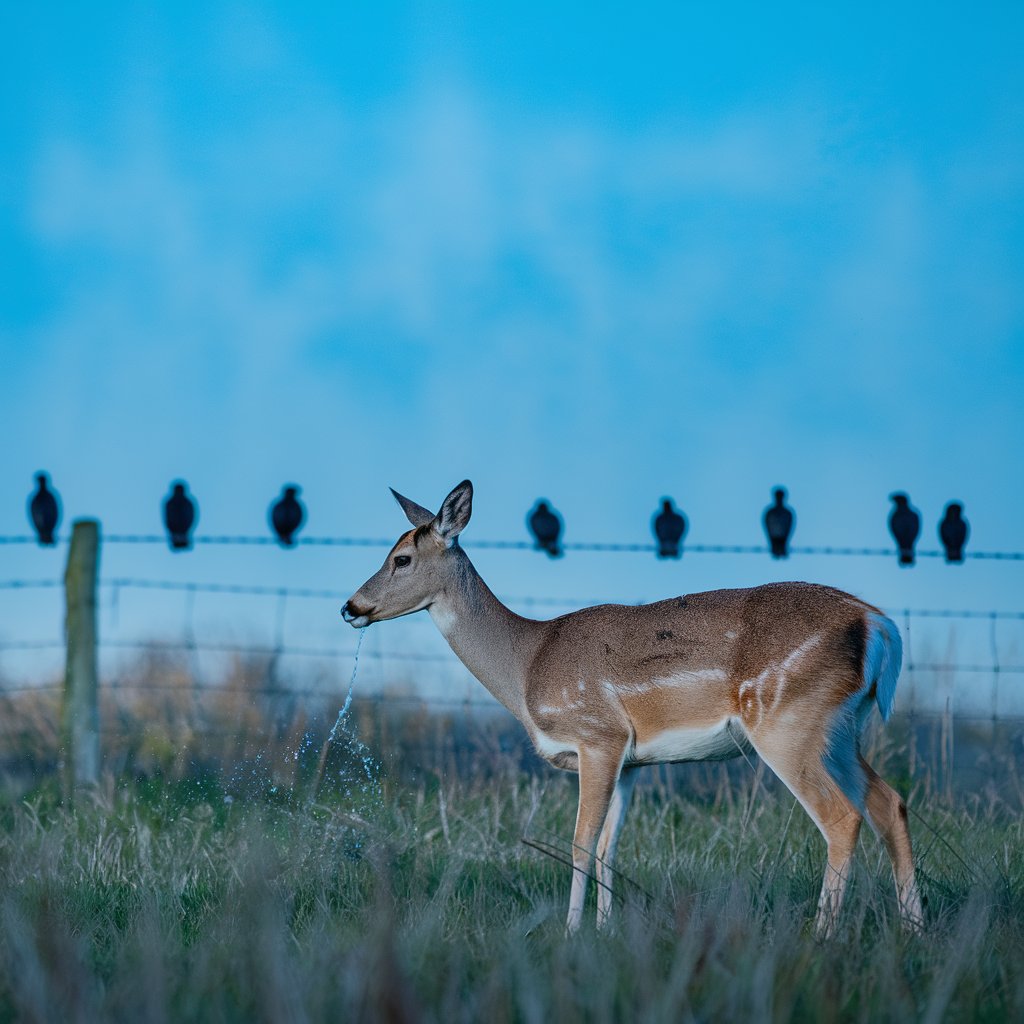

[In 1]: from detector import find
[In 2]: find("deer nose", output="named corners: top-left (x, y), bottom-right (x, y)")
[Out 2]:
top-left (341, 600), bottom-right (373, 624)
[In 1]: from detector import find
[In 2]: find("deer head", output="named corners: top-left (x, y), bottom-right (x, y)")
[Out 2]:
top-left (341, 480), bottom-right (473, 627)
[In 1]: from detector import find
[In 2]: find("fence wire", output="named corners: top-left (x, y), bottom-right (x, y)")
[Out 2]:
top-left (3, 532), bottom-right (1024, 559)
top-left (4, 575), bottom-right (1024, 619)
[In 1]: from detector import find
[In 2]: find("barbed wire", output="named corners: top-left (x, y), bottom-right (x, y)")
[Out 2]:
top-left (3, 575), bottom-right (1024, 622)
top-left (2, 532), bottom-right (1023, 559)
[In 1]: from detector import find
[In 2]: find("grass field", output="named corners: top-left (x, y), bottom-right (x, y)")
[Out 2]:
top-left (1, 709), bottom-right (1023, 1024)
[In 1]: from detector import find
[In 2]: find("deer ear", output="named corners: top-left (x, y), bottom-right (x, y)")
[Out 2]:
top-left (431, 480), bottom-right (473, 547)
top-left (390, 488), bottom-right (435, 528)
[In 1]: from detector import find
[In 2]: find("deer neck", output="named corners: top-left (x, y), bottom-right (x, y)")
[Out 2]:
top-left (427, 549), bottom-right (543, 722)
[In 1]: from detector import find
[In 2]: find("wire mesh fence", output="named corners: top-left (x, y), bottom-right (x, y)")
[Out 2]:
top-left (2, 520), bottom-right (1024, 797)
top-left (2, 574), bottom-right (1023, 712)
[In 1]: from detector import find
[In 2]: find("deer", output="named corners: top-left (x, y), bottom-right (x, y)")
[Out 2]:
top-left (341, 480), bottom-right (924, 937)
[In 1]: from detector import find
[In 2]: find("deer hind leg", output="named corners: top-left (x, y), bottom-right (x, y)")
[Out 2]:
top-left (860, 756), bottom-right (924, 931)
top-left (595, 766), bottom-right (638, 929)
top-left (813, 808), bottom-right (862, 939)
top-left (567, 744), bottom-right (627, 935)
top-left (743, 727), bottom-right (863, 939)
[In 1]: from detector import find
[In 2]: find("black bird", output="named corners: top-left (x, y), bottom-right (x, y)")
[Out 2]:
top-left (163, 481), bottom-right (197, 551)
top-left (270, 485), bottom-right (305, 546)
top-left (652, 498), bottom-right (686, 558)
top-left (763, 487), bottom-right (795, 558)
top-left (888, 493), bottom-right (920, 566)
top-left (28, 472), bottom-right (60, 545)
top-left (528, 500), bottom-right (563, 557)
top-left (939, 502), bottom-right (969, 563)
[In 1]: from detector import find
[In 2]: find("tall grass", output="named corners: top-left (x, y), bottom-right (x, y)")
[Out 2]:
top-left (1, 650), bottom-right (1022, 1020)
top-left (1, 727), bottom-right (1023, 1022)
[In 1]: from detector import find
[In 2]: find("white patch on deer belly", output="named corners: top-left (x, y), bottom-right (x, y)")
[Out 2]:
top-left (630, 719), bottom-right (740, 764)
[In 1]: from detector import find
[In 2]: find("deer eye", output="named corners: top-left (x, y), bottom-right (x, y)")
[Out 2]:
top-left (394, 555), bottom-right (412, 569)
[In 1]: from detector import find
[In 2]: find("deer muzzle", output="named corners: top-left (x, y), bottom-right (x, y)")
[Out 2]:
top-left (341, 600), bottom-right (374, 628)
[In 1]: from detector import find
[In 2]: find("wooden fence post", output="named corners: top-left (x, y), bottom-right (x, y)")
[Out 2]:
top-left (61, 519), bottom-right (100, 795)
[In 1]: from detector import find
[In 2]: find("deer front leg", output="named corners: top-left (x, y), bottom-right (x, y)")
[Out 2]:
top-left (567, 745), bottom-right (627, 935)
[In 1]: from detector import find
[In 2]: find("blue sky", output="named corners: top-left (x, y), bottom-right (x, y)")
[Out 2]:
top-left (2, 2), bottom-right (1022, 702)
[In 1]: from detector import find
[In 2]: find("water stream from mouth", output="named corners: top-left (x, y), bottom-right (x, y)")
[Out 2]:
top-left (331, 626), bottom-right (365, 743)
top-left (312, 626), bottom-right (369, 797)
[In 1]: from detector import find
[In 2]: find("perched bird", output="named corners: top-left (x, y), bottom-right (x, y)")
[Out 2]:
top-left (888, 493), bottom-right (921, 566)
top-left (652, 498), bottom-right (686, 558)
top-left (270, 485), bottom-right (306, 546)
top-left (763, 487), bottom-right (795, 558)
top-left (163, 481), bottom-right (197, 551)
top-left (28, 472), bottom-right (61, 545)
top-left (528, 500), bottom-right (563, 557)
top-left (939, 502), bottom-right (969, 563)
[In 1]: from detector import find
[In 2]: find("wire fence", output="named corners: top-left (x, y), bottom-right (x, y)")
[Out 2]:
top-left (4, 523), bottom-right (1021, 807)
top-left (4, 574), bottom-right (1024, 616)
top-left (2, 575), bottom-right (1023, 709)
top-left (3, 532), bottom-right (1024, 560)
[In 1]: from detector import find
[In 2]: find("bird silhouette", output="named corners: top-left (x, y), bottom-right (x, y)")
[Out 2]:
top-left (528, 500), bottom-right (563, 557)
top-left (763, 487), bottom-right (795, 558)
top-left (939, 502), bottom-right (969, 563)
top-left (28, 472), bottom-right (60, 545)
top-left (270, 485), bottom-right (305, 546)
top-left (163, 481), bottom-right (197, 550)
top-left (652, 498), bottom-right (686, 558)
top-left (888, 493), bottom-right (921, 566)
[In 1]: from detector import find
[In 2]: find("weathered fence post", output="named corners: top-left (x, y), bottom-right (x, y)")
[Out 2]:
top-left (61, 519), bottom-right (100, 795)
